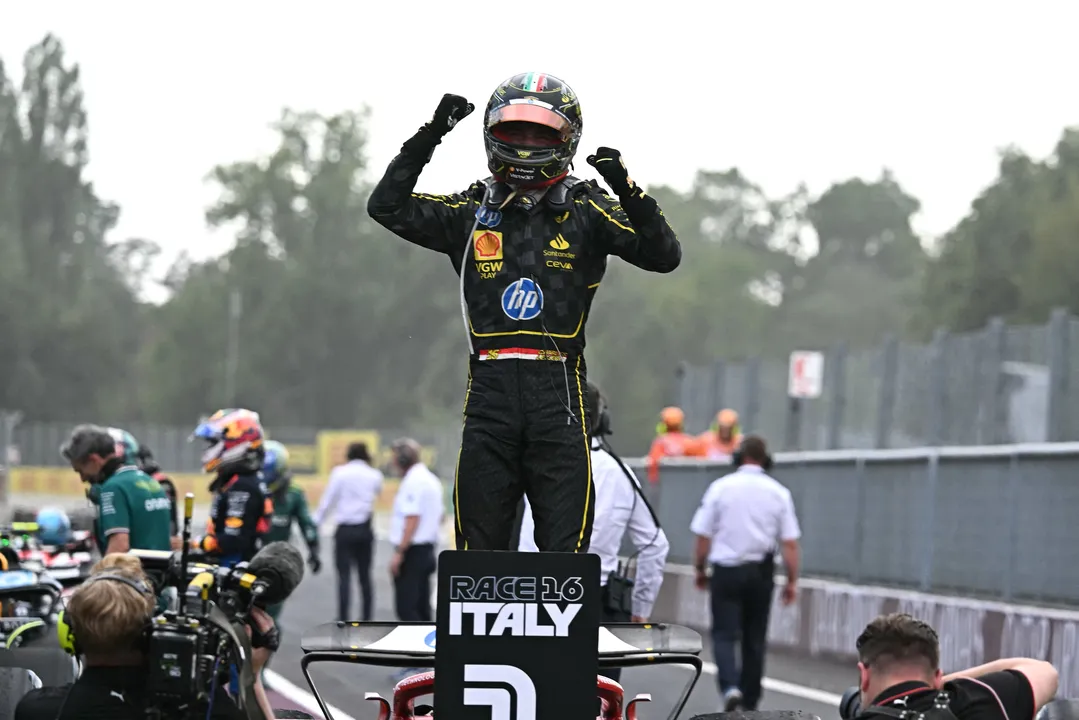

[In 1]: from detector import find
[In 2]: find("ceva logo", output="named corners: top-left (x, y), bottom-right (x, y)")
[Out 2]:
top-left (501, 279), bottom-right (543, 321)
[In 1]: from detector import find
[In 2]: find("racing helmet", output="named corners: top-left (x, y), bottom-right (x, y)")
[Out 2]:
top-left (35, 507), bottom-right (73, 546)
top-left (190, 408), bottom-right (265, 476)
top-left (483, 72), bottom-right (583, 187)
top-left (261, 440), bottom-right (292, 494)
top-left (135, 443), bottom-right (161, 475)
top-left (106, 427), bottom-right (141, 466)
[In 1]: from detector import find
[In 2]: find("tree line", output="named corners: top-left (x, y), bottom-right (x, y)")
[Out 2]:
top-left (2, 34), bottom-right (1076, 454)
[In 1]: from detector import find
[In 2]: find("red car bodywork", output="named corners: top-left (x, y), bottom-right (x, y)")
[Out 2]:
top-left (364, 671), bottom-right (652, 720)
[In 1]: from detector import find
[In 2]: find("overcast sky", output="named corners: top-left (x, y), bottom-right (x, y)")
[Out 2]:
top-left (3, 1), bottom-right (1078, 300)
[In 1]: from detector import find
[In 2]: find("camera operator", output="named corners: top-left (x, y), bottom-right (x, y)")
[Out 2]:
top-left (14, 554), bottom-right (278, 720)
top-left (844, 613), bottom-right (1058, 720)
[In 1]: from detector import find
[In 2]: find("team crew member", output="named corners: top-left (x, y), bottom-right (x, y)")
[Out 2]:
top-left (847, 613), bottom-right (1057, 720)
top-left (190, 409), bottom-right (273, 567)
top-left (135, 444), bottom-right (179, 539)
top-left (261, 440), bottom-right (321, 623)
top-left (387, 439), bottom-right (442, 623)
top-left (314, 442), bottom-right (383, 622)
top-left (367, 73), bottom-right (681, 553)
top-left (690, 435), bottom-right (800, 713)
top-left (645, 407), bottom-right (704, 484)
top-left (518, 382), bottom-right (669, 682)
top-left (14, 554), bottom-right (278, 720)
top-left (698, 409), bottom-right (743, 460)
top-left (60, 425), bottom-right (172, 554)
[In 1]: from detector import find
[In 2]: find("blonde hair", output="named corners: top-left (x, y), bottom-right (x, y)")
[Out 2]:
top-left (69, 553), bottom-right (154, 655)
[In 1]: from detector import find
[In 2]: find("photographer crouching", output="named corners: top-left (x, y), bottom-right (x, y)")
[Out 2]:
top-left (14, 554), bottom-right (278, 720)
top-left (841, 613), bottom-right (1058, 720)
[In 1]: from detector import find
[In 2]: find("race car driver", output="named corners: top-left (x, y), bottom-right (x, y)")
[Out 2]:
top-left (367, 73), bottom-right (682, 553)
top-left (260, 439), bottom-right (321, 623)
top-left (190, 409), bottom-right (273, 567)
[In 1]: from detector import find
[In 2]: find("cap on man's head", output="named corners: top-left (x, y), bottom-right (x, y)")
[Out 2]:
top-left (60, 424), bottom-right (118, 463)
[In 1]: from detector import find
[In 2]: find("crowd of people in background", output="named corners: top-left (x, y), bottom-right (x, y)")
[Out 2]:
top-left (646, 406), bottom-right (744, 482)
top-left (28, 400), bottom-right (1064, 720)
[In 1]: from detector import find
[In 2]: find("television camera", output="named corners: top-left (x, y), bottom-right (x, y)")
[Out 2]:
top-left (118, 493), bottom-right (304, 720)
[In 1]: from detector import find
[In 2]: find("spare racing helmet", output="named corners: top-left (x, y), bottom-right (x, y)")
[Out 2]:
top-left (106, 427), bottom-right (142, 466)
top-left (261, 440), bottom-right (292, 494)
top-left (190, 408), bottom-right (265, 476)
top-left (483, 72), bottom-right (583, 187)
top-left (36, 507), bottom-right (73, 546)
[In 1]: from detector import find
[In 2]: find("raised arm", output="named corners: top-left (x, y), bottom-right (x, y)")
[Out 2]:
top-left (367, 94), bottom-right (480, 255)
top-left (585, 148), bottom-right (681, 272)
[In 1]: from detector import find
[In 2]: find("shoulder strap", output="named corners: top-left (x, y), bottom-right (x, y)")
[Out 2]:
top-left (545, 175), bottom-right (589, 209)
top-left (859, 692), bottom-right (959, 720)
top-left (476, 177), bottom-right (512, 209)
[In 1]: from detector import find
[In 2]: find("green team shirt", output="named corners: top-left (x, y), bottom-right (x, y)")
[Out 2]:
top-left (97, 465), bottom-right (173, 552)
top-left (265, 484), bottom-right (319, 548)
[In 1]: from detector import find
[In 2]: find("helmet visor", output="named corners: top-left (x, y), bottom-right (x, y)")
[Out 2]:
top-left (487, 102), bottom-right (572, 139)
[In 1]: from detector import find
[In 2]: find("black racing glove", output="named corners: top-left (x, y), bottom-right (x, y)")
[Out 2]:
top-left (586, 147), bottom-right (641, 199)
top-left (425, 93), bottom-right (475, 138)
top-left (587, 147), bottom-right (658, 225)
top-left (307, 551), bottom-right (322, 575)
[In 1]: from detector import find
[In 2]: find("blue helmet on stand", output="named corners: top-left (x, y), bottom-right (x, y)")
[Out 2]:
top-left (35, 507), bottom-right (73, 546)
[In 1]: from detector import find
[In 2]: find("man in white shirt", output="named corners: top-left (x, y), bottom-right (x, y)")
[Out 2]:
top-left (690, 435), bottom-right (801, 714)
top-left (314, 442), bottom-right (384, 621)
top-left (518, 382), bottom-right (669, 682)
top-left (387, 438), bottom-right (443, 623)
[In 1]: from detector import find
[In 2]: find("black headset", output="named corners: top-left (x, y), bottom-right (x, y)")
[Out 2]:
top-left (391, 440), bottom-right (421, 471)
top-left (588, 383), bottom-right (612, 438)
top-left (731, 441), bottom-right (774, 472)
top-left (57, 571), bottom-right (156, 656)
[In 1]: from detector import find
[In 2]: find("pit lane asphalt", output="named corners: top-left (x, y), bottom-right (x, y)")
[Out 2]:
top-left (269, 535), bottom-right (851, 720)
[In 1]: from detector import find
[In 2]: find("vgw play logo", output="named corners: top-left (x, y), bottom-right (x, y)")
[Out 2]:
top-left (501, 279), bottom-right (543, 321)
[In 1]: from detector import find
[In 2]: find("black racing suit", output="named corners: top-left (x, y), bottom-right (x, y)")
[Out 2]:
top-left (200, 472), bottom-right (273, 566)
top-left (368, 125), bottom-right (681, 552)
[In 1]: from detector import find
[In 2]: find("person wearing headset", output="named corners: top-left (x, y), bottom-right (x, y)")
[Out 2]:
top-left (387, 438), bottom-right (443, 622)
top-left (13, 554), bottom-right (278, 720)
top-left (518, 381), bottom-right (670, 682)
top-left (691, 435), bottom-right (801, 713)
top-left (60, 425), bottom-right (173, 555)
